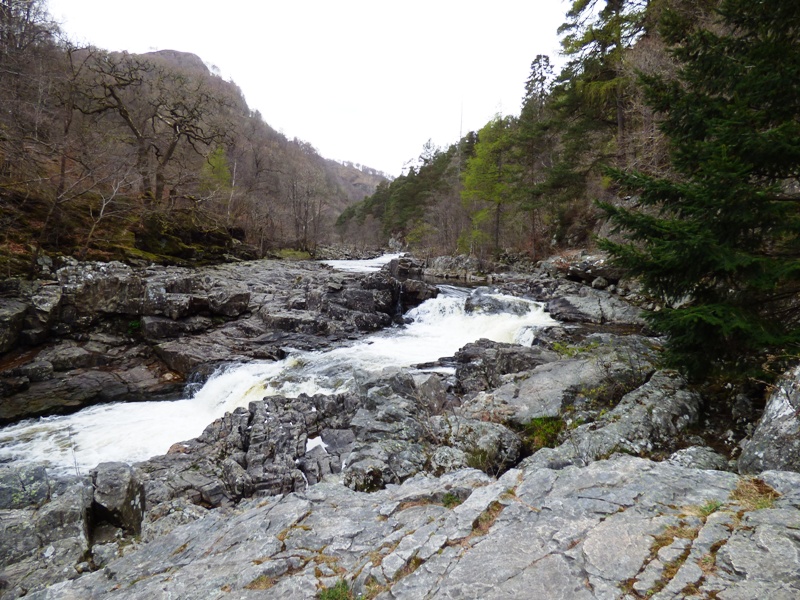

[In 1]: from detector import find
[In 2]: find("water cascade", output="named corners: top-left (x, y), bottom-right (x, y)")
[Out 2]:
top-left (0, 266), bottom-right (556, 476)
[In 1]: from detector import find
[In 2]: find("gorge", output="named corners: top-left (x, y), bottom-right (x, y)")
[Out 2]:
top-left (0, 256), bottom-right (556, 476)
top-left (1, 253), bottom-right (799, 599)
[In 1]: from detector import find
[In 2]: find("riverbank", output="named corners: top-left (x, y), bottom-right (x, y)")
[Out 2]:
top-left (1, 253), bottom-right (799, 599)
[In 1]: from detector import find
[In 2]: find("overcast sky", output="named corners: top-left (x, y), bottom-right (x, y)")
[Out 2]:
top-left (47, 0), bottom-right (567, 176)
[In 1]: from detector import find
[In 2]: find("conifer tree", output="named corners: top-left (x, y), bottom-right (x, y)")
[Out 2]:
top-left (599, 0), bottom-right (800, 379)
top-left (461, 116), bottom-right (519, 254)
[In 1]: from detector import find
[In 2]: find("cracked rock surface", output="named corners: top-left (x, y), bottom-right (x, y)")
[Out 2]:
top-left (18, 457), bottom-right (800, 600)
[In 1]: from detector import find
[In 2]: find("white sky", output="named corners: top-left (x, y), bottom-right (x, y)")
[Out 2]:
top-left (47, 0), bottom-right (567, 177)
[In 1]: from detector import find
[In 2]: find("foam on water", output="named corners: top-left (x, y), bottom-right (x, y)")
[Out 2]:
top-left (0, 280), bottom-right (556, 476)
top-left (320, 253), bottom-right (403, 273)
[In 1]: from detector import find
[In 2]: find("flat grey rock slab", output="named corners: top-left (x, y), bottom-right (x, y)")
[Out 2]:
top-left (19, 457), bottom-right (800, 600)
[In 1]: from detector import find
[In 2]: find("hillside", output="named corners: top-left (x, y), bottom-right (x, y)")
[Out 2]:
top-left (0, 5), bottom-right (386, 276)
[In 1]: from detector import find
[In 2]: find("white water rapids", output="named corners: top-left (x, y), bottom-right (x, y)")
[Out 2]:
top-left (0, 262), bottom-right (556, 477)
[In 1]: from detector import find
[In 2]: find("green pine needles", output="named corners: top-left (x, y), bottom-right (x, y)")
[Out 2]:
top-left (599, 0), bottom-right (800, 380)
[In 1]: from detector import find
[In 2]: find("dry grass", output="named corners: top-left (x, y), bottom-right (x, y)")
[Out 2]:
top-left (244, 574), bottom-right (275, 590)
top-left (730, 478), bottom-right (780, 511)
top-left (682, 499), bottom-right (723, 519)
top-left (698, 552), bottom-right (716, 575)
top-left (362, 578), bottom-right (390, 600)
top-left (397, 499), bottom-right (434, 511)
top-left (170, 542), bottom-right (189, 556)
top-left (471, 501), bottom-right (504, 537)
top-left (396, 556), bottom-right (425, 580)
top-left (651, 523), bottom-right (699, 553)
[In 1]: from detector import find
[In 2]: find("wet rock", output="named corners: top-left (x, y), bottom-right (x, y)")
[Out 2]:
top-left (91, 462), bottom-right (146, 535)
top-left (0, 370), bottom-right (125, 423)
top-left (14, 360), bottom-right (54, 382)
top-left (546, 289), bottom-right (644, 326)
top-left (37, 342), bottom-right (103, 371)
top-left (0, 465), bottom-right (51, 510)
top-left (0, 374), bottom-right (29, 397)
top-left (153, 337), bottom-right (250, 376)
top-left (464, 287), bottom-right (533, 316)
top-left (0, 299), bottom-right (27, 353)
top-left (739, 363), bottom-right (800, 474)
top-left (0, 473), bottom-right (93, 597)
top-left (399, 278), bottom-right (438, 311)
top-left (454, 339), bottom-right (557, 394)
top-left (140, 315), bottom-right (213, 339)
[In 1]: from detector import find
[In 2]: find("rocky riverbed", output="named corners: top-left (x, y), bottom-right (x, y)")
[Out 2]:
top-left (1, 253), bottom-right (799, 599)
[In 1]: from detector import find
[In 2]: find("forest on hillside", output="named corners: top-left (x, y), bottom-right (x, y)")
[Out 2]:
top-left (338, 0), bottom-right (702, 259)
top-left (338, 0), bottom-right (800, 380)
top-left (0, 0), bottom-right (388, 275)
top-left (2, 0), bottom-right (799, 379)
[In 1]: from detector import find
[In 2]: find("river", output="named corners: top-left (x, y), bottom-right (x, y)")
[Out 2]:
top-left (0, 257), bottom-right (556, 476)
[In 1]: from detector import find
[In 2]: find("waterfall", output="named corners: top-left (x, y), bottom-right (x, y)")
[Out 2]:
top-left (0, 267), bottom-right (556, 476)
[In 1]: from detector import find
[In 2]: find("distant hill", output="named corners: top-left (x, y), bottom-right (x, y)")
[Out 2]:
top-left (325, 159), bottom-right (391, 213)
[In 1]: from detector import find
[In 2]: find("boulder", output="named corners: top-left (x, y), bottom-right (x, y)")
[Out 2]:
top-left (454, 338), bottom-right (557, 394)
top-left (430, 415), bottom-right (522, 476)
top-left (669, 446), bottom-right (731, 471)
top-left (91, 462), bottom-right (146, 535)
top-left (739, 363), bottom-right (800, 474)
top-left (12, 360), bottom-right (54, 383)
top-left (464, 287), bottom-right (533, 316)
top-left (57, 261), bottom-right (144, 322)
top-left (207, 284), bottom-right (250, 316)
top-left (423, 254), bottom-right (486, 279)
top-left (546, 289), bottom-right (644, 326)
top-left (0, 472), bottom-right (93, 597)
top-left (523, 370), bottom-right (701, 470)
top-left (0, 465), bottom-right (51, 510)
top-left (386, 256), bottom-right (425, 279)
top-left (14, 285), bottom-right (64, 346)
top-left (399, 278), bottom-right (438, 311)
top-left (344, 377), bottom-right (430, 491)
top-left (462, 334), bottom-right (658, 427)
top-left (0, 298), bottom-right (28, 353)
